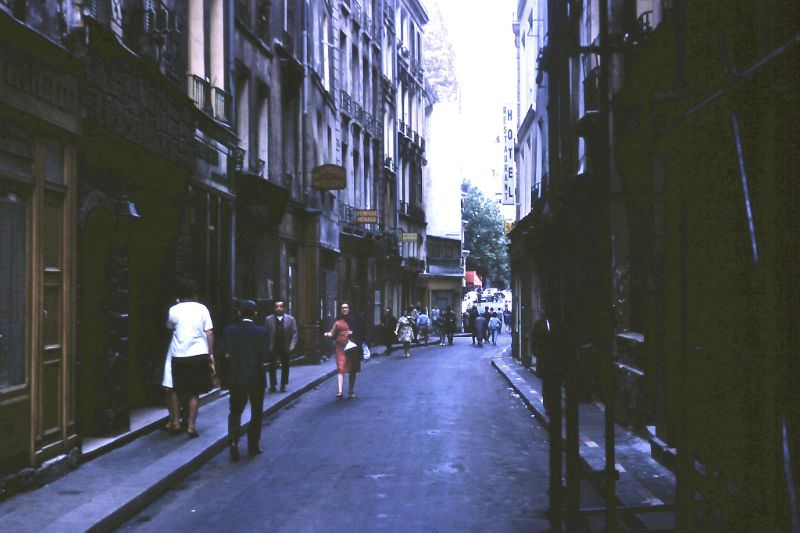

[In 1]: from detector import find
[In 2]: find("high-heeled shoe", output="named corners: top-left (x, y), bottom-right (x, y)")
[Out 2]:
top-left (336, 392), bottom-right (344, 399)
top-left (186, 428), bottom-right (199, 438)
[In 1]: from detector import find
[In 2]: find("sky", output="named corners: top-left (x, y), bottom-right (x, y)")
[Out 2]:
top-left (425, 0), bottom-right (518, 203)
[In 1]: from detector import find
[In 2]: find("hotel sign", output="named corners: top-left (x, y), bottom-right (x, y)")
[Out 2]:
top-left (502, 105), bottom-right (516, 206)
top-left (311, 164), bottom-right (347, 190)
top-left (355, 209), bottom-right (378, 224)
top-left (401, 232), bottom-right (418, 242)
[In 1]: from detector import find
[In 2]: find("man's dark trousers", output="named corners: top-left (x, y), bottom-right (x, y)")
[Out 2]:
top-left (269, 318), bottom-right (290, 390)
top-left (228, 385), bottom-right (265, 451)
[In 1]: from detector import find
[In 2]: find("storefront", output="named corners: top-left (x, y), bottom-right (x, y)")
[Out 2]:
top-left (0, 22), bottom-right (81, 475)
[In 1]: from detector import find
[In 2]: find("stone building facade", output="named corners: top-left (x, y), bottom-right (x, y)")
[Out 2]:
top-left (509, 0), bottom-right (800, 529)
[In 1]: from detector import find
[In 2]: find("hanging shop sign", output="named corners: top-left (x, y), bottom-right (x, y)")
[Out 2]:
top-left (355, 209), bottom-right (378, 224)
top-left (311, 164), bottom-right (346, 190)
top-left (401, 232), bottom-right (418, 242)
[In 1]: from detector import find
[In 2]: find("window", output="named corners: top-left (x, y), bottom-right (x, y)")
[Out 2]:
top-left (0, 192), bottom-right (27, 388)
top-left (257, 92), bottom-right (269, 177)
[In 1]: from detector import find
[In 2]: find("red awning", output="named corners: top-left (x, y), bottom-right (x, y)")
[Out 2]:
top-left (465, 271), bottom-right (482, 287)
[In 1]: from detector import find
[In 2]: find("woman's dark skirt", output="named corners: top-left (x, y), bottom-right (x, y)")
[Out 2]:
top-left (172, 354), bottom-right (212, 396)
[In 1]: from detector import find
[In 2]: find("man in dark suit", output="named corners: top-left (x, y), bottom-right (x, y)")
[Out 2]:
top-left (217, 300), bottom-right (270, 462)
top-left (264, 299), bottom-right (298, 393)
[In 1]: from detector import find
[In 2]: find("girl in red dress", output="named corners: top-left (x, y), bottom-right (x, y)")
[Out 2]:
top-left (324, 302), bottom-right (361, 398)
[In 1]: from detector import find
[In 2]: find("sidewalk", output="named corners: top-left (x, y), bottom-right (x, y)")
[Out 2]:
top-left (0, 358), bottom-right (341, 533)
top-left (492, 350), bottom-right (676, 532)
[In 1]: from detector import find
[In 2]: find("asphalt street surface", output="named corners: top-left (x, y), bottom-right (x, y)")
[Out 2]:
top-left (121, 335), bottom-right (553, 532)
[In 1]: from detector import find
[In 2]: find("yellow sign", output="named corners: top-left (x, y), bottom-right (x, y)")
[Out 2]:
top-left (355, 209), bottom-right (378, 224)
top-left (311, 164), bottom-right (346, 190)
top-left (401, 232), bottom-right (418, 242)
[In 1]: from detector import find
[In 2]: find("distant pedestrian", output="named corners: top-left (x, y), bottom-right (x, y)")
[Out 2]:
top-left (164, 280), bottom-right (214, 438)
top-left (381, 308), bottom-right (397, 355)
top-left (473, 313), bottom-right (488, 347)
top-left (503, 307), bottom-right (512, 334)
top-left (483, 307), bottom-right (492, 342)
top-left (489, 312), bottom-right (502, 345)
top-left (431, 305), bottom-right (441, 341)
top-left (416, 309), bottom-right (431, 344)
top-left (395, 307), bottom-right (415, 357)
top-left (264, 299), bottom-right (298, 393)
top-left (468, 305), bottom-right (479, 343)
top-left (443, 306), bottom-right (457, 345)
top-left (411, 305), bottom-right (420, 343)
top-left (324, 302), bottom-right (361, 399)
top-left (217, 300), bottom-right (270, 461)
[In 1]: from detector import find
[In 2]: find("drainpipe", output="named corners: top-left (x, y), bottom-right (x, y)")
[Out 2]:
top-left (302, 0), bottom-right (309, 204)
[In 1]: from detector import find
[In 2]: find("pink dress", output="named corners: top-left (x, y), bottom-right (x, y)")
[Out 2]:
top-left (332, 319), bottom-right (354, 374)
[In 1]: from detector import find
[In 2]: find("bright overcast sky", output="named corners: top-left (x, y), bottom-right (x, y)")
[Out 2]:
top-left (426, 0), bottom-right (518, 199)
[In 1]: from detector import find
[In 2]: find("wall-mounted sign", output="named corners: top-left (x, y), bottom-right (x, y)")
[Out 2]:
top-left (502, 105), bottom-right (516, 206)
top-left (401, 232), bottom-right (418, 242)
top-left (311, 164), bottom-right (346, 190)
top-left (355, 209), bottom-right (378, 224)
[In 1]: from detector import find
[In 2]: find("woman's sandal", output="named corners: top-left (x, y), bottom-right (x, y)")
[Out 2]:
top-left (186, 428), bottom-right (200, 438)
top-left (336, 392), bottom-right (344, 399)
top-left (163, 423), bottom-right (181, 434)
top-left (348, 393), bottom-right (356, 399)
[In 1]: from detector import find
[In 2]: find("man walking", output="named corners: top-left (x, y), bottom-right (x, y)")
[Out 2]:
top-left (218, 300), bottom-right (270, 462)
top-left (265, 299), bottom-right (298, 393)
top-left (443, 306), bottom-right (457, 345)
top-left (381, 307), bottom-right (397, 355)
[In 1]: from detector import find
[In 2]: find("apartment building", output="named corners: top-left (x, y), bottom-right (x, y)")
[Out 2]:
top-left (388, 0), bottom-right (428, 311)
top-left (509, 0), bottom-right (800, 529)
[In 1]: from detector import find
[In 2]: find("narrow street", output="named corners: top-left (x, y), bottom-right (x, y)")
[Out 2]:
top-left (121, 335), bottom-right (553, 532)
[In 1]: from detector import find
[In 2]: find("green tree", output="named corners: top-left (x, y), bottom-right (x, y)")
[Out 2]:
top-left (461, 180), bottom-right (510, 288)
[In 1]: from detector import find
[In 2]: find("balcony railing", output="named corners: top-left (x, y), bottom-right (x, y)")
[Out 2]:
top-left (399, 200), bottom-right (425, 222)
top-left (189, 74), bottom-right (211, 111)
top-left (256, 0), bottom-right (271, 38)
top-left (351, 1), bottom-right (361, 23)
top-left (339, 203), bottom-right (356, 226)
top-left (212, 86), bottom-right (231, 123)
top-left (364, 14), bottom-right (372, 38)
top-left (340, 90), bottom-right (352, 114)
top-left (384, 156), bottom-right (394, 172)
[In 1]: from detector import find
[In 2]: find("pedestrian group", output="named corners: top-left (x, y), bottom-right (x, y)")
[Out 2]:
top-left (160, 281), bottom-right (507, 462)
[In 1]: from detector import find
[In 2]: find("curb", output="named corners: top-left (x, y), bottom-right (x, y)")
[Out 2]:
top-left (74, 366), bottom-right (338, 533)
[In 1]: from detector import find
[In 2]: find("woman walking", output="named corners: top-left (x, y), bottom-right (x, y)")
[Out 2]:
top-left (324, 302), bottom-right (361, 399)
top-left (395, 307), bottom-right (415, 358)
top-left (164, 280), bottom-right (214, 437)
top-left (489, 312), bottom-right (503, 345)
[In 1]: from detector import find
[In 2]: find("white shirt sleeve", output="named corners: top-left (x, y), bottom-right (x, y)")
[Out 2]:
top-left (202, 305), bottom-right (213, 331)
top-left (167, 308), bottom-right (176, 330)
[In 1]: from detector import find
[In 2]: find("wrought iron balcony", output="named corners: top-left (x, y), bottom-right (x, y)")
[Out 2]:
top-left (212, 86), bottom-right (231, 123)
top-left (399, 200), bottom-right (425, 222)
top-left (384, 156), bottom-right (394, 172)
top-left (351, 0), bottom-right (361, 23)
top-left (340, 90), bottom-right (352, 115)
top-left (384, 3), bottom-right (394, 23)
top-left (339, 202), bottom-right (356, 226)
top-left (189, 74), bottom-right (212, 112)
top-left (364, 14), bottom-right (372, 38)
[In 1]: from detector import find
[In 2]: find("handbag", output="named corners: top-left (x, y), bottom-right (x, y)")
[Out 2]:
top-left (344, 340), bottom-right (358, 353)
top-left (362, 342), bottom-right (371, 361)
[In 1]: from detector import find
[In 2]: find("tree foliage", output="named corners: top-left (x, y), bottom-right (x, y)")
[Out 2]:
top-left (461, 180), bottom-right (510, 288)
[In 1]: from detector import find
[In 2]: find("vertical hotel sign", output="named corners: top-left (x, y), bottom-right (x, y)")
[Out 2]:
top-left (502, 106), bottom-right (516, 205)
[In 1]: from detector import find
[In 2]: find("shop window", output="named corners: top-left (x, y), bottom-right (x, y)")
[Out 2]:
top-left (0, 192), bottom-right (27, 388)
top-left (42, 138), bottom-right (64, 184)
